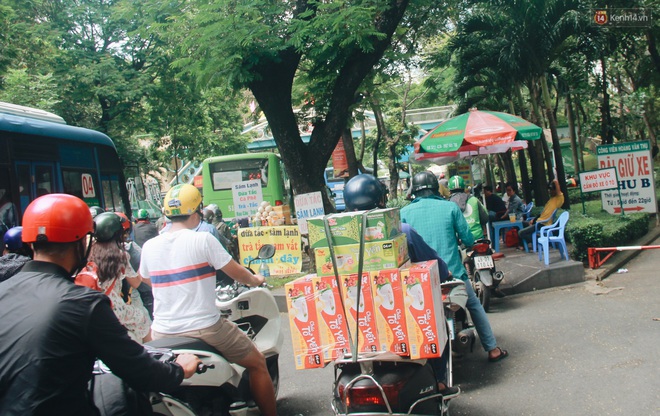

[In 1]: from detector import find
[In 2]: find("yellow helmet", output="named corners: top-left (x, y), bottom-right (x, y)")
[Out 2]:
top-left (163, 184), bottom-right (202, 218)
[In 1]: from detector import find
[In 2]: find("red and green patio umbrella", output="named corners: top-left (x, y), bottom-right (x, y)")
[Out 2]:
top-left (411, 109), bottom-right (542, 164)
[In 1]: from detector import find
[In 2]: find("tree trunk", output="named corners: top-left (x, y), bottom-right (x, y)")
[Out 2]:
top-left (540, 74), bottom-right (569, 209)
top-left (502, 151), bottom-right (517, 191)
top-left (514, 84), bottom-right (532, 203)
top-left (528, 80), bottom-right (551, 205)
top-left (599, 53), bottom-right (614, 145)
top-left (342, 129), bottom-right (360, 178)
top-left (574, 95), bottom-right (586, 170)
top-left (566, 92), bottom-right (580, 174)
top-left (387, 143), bottom-right (400, 199)
top-left (246, 0), bottom-right (410, 213)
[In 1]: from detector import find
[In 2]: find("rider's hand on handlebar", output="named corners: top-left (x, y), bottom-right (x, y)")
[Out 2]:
top-left (175, 353), bottom-right (202, 379)
top-left (252, 273), bottom-right (266, 287)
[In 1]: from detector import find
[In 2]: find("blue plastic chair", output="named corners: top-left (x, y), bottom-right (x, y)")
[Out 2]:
top-left (531, 208), bottom-right (558, 252)
top-left (537, 212), bottom-right (570, 265)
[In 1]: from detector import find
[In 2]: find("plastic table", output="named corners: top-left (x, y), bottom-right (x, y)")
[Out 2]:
top-left (491, 220), bottom-right (524, 252)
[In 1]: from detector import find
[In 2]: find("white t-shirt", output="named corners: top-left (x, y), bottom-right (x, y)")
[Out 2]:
top-left (139, 229), bottom-right (232, 333)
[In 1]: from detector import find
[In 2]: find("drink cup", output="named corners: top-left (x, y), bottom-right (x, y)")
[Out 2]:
top-left (509, 214), bottom-right (516, 222)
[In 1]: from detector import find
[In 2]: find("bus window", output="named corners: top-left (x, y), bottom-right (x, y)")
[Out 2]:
top-left (34, 164), bottom-right (54, 197)
top-left (62, 169), bottom-right (101, 206)
top-left (101, 175), bottom-right (125, 213)
top-left (209, 159), bottom-right (269, 191)
top-left (202, 153), bottom-right (287, 220)
top-left (15, 164), bottom-right (31, 215)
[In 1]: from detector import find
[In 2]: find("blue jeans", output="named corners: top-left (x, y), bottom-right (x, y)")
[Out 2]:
top-left (461, 275), bottom-right (497, 352)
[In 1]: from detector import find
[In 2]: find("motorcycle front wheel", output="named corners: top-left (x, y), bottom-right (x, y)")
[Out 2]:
top-left (472, 272), bottom-right (491, 313)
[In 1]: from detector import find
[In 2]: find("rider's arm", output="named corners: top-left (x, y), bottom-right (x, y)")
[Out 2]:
top-left (201, 232), bottom-right (264, 287)
top-left (221, 260), bottom-right (265, 287)
top-left (87, 298), bottom-right (199, 392)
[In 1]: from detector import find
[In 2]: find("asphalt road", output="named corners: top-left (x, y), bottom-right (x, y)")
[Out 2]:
top-left (275, 237), bottom-right (660, 415)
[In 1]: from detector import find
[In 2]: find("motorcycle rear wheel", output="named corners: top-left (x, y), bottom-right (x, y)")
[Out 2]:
top-left (473, 273), bottom-right (491, 313)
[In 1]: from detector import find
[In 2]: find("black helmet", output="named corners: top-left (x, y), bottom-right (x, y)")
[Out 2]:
top-left (412, 171), bottom-right (439, 194)
top-left (89, 206), bottom-right (105, 219)
top-left (344, 174), bottom-right (384, 211)
top-left (94, 212), bottom-right (124, 242)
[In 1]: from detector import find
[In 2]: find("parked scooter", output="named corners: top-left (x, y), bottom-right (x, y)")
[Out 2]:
top-left (462, 238), bottom-right (504, 312)
top-left (95, 244), bottom-right (283, 416)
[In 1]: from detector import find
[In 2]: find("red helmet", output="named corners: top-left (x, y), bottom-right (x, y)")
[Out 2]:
top-left (22, 194), bottom-right (94, 243)
top-left (114, 212), bottom-right (131, 232)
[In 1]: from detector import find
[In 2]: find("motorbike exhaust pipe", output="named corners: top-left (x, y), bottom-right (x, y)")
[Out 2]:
top-left (457, 329), bottom-right (475, 345)
top-left (493, 271), bottom-right (504, 282)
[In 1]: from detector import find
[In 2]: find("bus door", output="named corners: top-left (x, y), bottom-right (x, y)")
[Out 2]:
top-left (14, 161), bottom-right (56, 215)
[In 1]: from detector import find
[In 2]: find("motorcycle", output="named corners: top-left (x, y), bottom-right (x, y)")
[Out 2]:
top-left (462, 239), bottom-right (504, 313)
top-left (331, 349), bottom-right (454, 416)
top-left (440, 279), bottom-right (476, 365)
top-left (96, 244), bottom-right (283, 416)
top-left (331, 278), bottom-right (467, 416)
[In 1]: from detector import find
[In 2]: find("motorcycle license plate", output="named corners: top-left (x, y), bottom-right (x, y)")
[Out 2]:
top-left (474, 255), bottom-right (494, 270)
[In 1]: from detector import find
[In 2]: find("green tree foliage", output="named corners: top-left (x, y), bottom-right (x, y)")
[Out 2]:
top-left (0, 69), bottom-right (60, 110)
top-left (0, 0), bottom-right (248, 175)
top-left (169, 0), bottom-right (449, 209)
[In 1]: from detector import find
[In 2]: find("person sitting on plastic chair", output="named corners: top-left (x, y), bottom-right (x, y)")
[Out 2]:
top-left (518, 179), bottom-right (564, 251)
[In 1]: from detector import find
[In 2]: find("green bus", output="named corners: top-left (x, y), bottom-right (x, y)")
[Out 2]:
top-left (201, 152), bottom-right (292, 220)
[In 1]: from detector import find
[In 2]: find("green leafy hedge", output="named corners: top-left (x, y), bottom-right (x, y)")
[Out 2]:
top-left (567, 213), bottom-right (650, 262)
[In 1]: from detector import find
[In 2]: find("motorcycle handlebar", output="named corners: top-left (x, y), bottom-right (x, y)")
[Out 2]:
top-left (196, 363), bottom-right (215, 374)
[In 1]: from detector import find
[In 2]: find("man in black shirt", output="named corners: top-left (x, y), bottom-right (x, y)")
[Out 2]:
top-left (0, 194), bottom-right (200, 415)
top-left (483, 185), bottom-right (507, 223)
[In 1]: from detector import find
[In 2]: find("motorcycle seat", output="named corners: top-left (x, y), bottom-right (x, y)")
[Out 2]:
top-left (147, 337), bottom-right (221, 355)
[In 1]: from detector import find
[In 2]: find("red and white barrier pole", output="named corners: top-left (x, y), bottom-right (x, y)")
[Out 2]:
top-left (588, 245), bottom-right (660, 269)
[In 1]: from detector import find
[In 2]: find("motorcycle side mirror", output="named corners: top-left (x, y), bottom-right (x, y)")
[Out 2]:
top-left (257, 244), bottom-right (276, 260)
top-left (247, 244), bottom-right (276, 272)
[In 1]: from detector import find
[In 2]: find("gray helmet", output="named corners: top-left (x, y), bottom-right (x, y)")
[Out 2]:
top-left (412, 171), bottom-right (439, 194)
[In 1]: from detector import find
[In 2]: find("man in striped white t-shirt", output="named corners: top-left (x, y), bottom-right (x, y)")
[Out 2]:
top-left (140, 184), bottom-right (276, 416)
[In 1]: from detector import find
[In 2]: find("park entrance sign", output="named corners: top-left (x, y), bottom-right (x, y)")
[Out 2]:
top-left (596, 140), bottom-right (657, 215)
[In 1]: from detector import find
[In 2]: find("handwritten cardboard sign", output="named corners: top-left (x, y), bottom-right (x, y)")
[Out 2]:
top-left (294, 192), bottom-right (325, 234)
top-left (232, 180), bottom-right (263, 218)
top-left (237, 226), bottom-right (303, 275)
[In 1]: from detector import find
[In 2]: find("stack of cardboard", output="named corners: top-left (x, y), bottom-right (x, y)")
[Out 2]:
top-left (307, 208), bottom-right (408, 276)
top-left (285, 208), bottom-right (446, 370)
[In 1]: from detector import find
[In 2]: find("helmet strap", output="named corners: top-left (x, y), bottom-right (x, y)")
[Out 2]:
top-left (71, 236), bottom-right (93, 277)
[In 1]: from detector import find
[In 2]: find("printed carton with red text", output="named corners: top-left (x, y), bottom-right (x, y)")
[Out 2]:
top-left (311, 275), bottom-right (351, 361)
top-left (339, 272), bottom-right (380, 353)
top-left (285, 275), bottom-right (326, 369)
top-left (370, 268), bottom-right (410, 356)
top-left (400, 261), bottom-right (447, 360)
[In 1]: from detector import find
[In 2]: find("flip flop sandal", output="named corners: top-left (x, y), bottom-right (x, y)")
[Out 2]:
top-left (488, 348), bottom-right (509, 363)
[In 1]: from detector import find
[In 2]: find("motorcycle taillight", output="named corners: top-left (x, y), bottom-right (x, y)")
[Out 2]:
top-left (339, 380), bottom-right (405, 409)
top-left (473, 243), bottom-right (490, 254)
